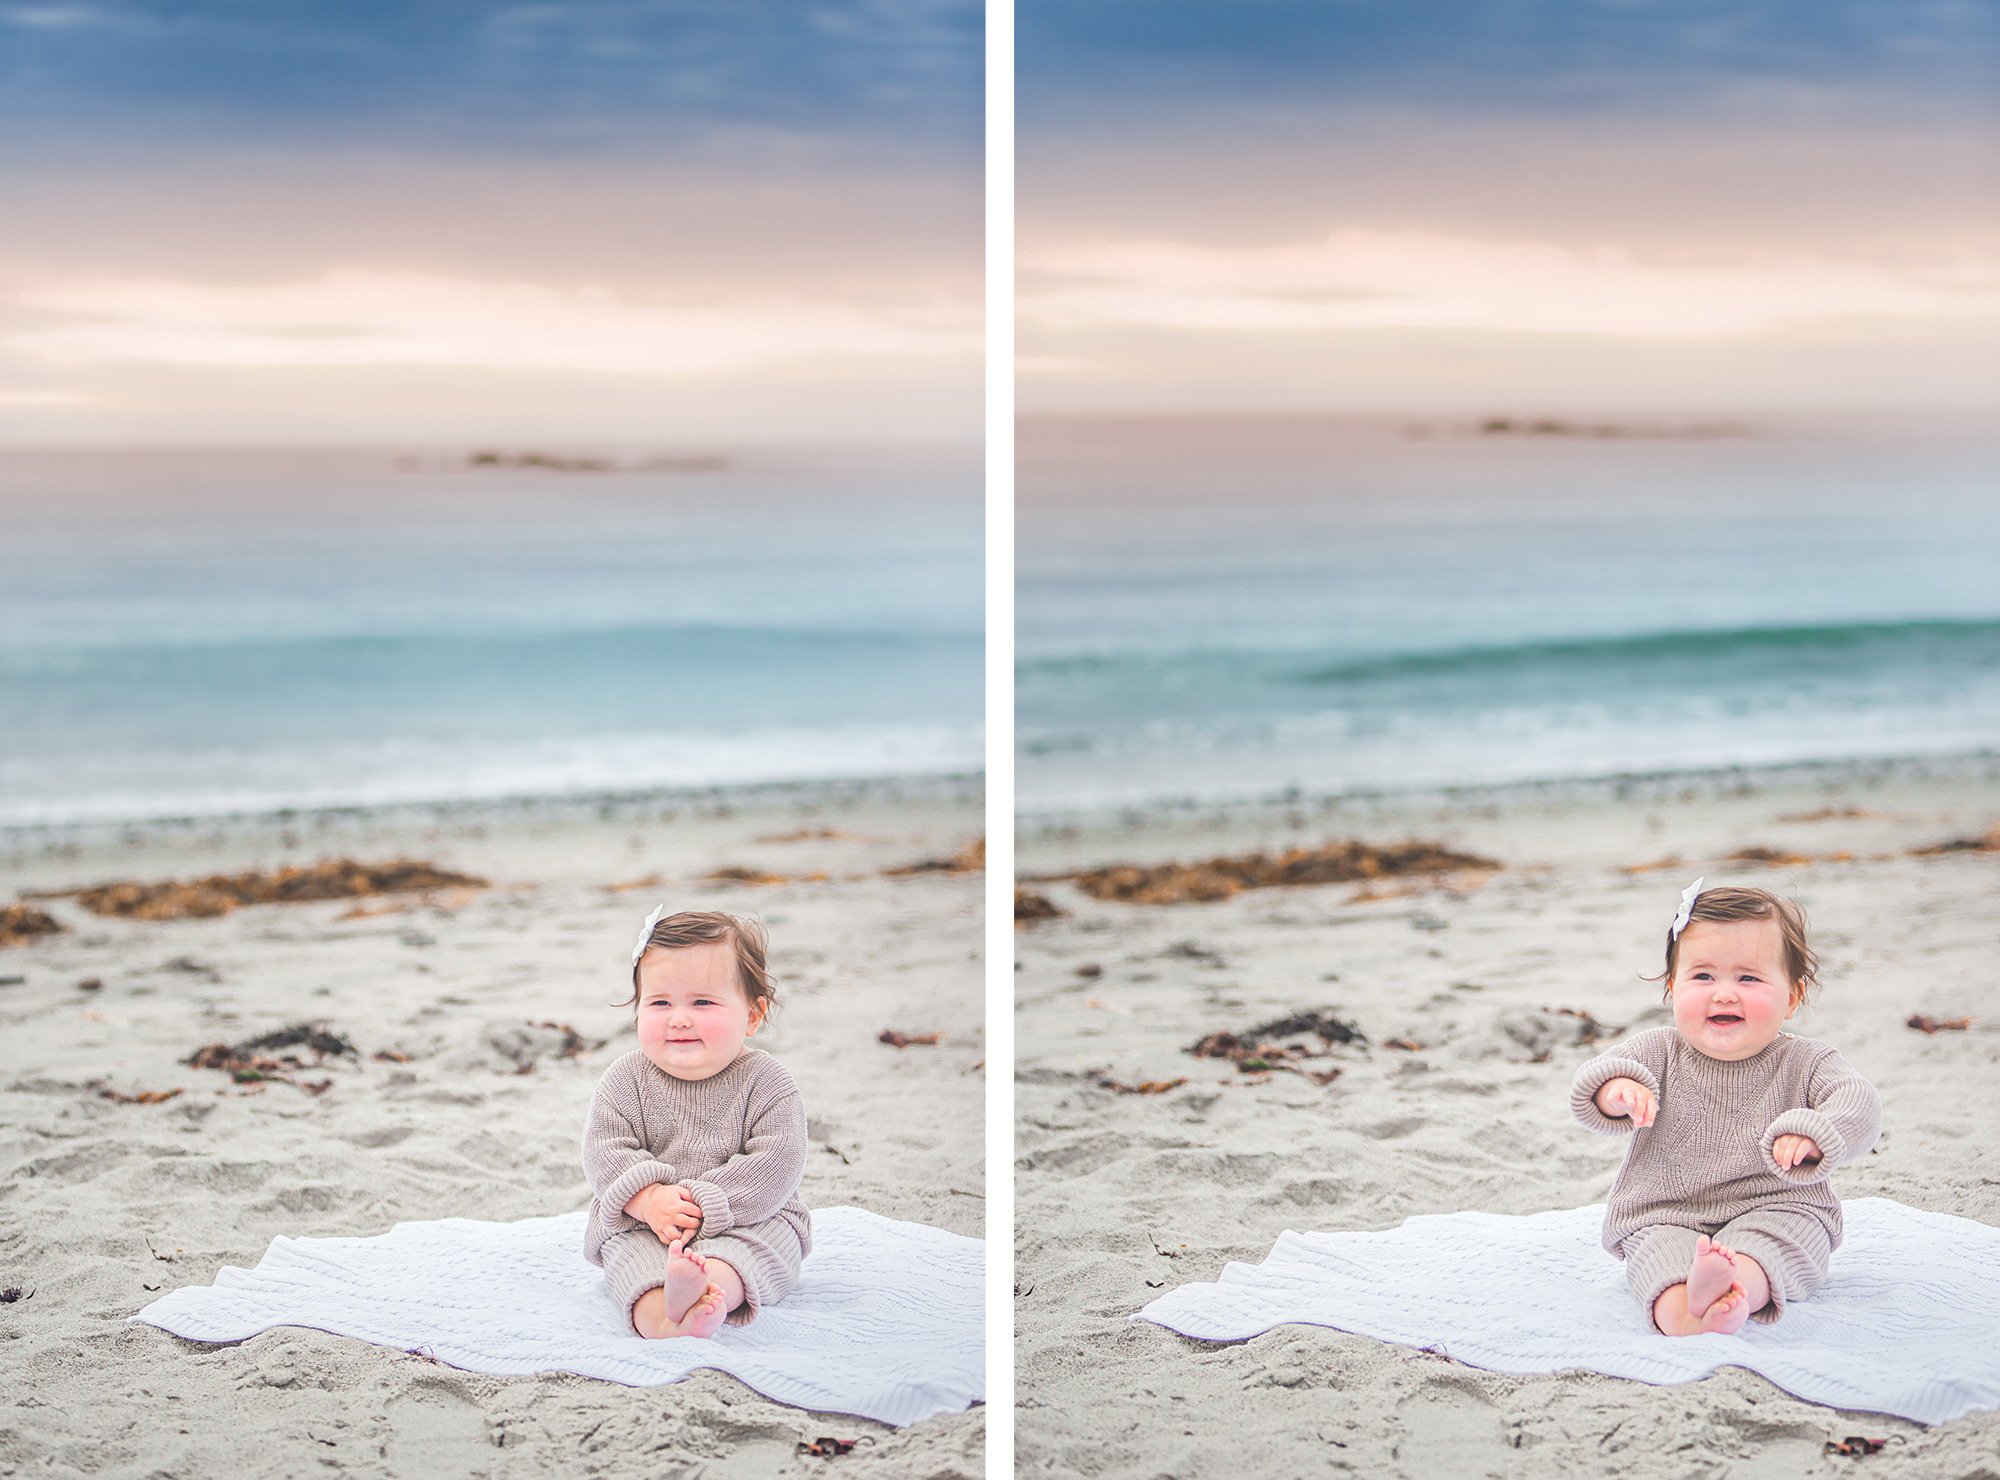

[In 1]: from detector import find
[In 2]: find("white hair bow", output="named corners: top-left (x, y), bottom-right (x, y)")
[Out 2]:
top-left (1670, 877), bottom-right (1704, 938)
top-left (631, 902), bottom-right (667, 963)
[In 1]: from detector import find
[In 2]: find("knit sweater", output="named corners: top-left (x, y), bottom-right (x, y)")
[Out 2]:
top-left (1570, 1026), bottom-right (1882, 1254)
top-left (581, 1047), bottom-right (810, 1265)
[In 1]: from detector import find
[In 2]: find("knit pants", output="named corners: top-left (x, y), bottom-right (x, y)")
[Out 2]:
top-left (597, 1213), bottom-right (808, 1331)
top-left (1619, 1209), bottom-right (1834, 1328)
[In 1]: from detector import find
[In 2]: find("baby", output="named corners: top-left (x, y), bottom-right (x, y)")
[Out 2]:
top-left (1571, 880), bottom-right (1882, 1336)
top-left (582, 907), bottom-right (811, 1338)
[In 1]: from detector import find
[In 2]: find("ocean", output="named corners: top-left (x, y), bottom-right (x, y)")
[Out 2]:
top-left (1018, 415), bottom-right (2000, 818)
top-left (0, 447), bottom-right (983, 828)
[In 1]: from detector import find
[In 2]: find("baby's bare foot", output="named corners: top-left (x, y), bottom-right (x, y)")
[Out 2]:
top-left (676, 1284), bottom-right (729, 1339)
top-left (1686, 1236), bottom-right (1737, 1316)
top-left (1695, 1283), bottom-right (1751, 1336)
top-left (663, 1238), bottom-right (708, 1322)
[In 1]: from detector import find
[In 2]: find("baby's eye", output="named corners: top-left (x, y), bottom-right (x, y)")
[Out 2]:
top-left (1691, 972), bottom-right (1713, 981)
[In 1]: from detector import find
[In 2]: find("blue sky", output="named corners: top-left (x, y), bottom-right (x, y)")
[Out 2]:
top-left (1021, 1), bottom-right (1996, 123)
top-left (0, 1), bottom-right (985, 444)
top-left (2, 0), bottom-right (983, 162)
top-left (1017, 0), bottom-right (2000, 416)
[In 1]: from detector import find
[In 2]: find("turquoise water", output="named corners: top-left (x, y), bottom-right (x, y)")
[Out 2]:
top-left (0, 448), bottom-right (982, 826)
top-left (1018, 417), bottom-right (2000, 816)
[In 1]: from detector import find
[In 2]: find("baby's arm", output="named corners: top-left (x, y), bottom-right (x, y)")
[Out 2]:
top-left (581, 1060), bottom-right (680, 1233)
top-left (1759, 1047), bottom-right (1884, 1183)
top-left (1569, 1028), bottom-right (1671, 1136)
top-left (680, 1086), bottom-right (809, 1239)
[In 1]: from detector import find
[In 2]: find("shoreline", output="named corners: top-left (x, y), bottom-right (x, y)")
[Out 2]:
top-left (1018, 747), bottom-right (2000, 837)
top-left (0, 769), bottom-right (983, 867)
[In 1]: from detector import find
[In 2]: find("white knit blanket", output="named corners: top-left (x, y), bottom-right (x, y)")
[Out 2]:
top-left (132, 1205), bottom-right (982, 1428)
top-left (1136, 1198), bottom-right (2000, 1425)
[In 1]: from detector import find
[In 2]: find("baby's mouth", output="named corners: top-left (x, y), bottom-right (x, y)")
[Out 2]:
top-left (1707, 1013), bottom-right (1744, 1026)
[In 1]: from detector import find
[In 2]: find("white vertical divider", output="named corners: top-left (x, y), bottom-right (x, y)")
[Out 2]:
top-left (983, 0), bottom-right (1016, 1472)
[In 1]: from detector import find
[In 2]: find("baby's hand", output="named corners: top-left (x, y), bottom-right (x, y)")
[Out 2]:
top-left (1595, 1076), bottom-right (1657, 1128)
top-left (626, 1183), bottom-right (703, 1240)
top-left (1772, 1134), bottom-right (1823, 1171)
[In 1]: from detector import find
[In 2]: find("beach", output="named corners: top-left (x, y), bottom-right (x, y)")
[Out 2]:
top-left (1014, 762), bottom-right (2000, 1477)
top-left (0, 779), bottom-right (985, 1479)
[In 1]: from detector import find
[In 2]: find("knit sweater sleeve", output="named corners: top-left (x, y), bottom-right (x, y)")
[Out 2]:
top-left (682, 1067), bottom-right (808, 1239)
top-left (1570, 1027), bottom-right (1670, 1136)
top-left (1759, 1045), bottom-right (1883, 1183)
top-left (581, 1055), bottom-right (678, 1228)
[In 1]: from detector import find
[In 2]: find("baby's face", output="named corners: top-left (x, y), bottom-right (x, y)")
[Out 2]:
top-left (633, 939), bottom-right (762, 1081)
top-left (1669, 917), bottom-right (1797, 1061)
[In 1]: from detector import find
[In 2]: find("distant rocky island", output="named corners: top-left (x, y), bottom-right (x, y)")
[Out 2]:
top-left (396, 450), bottom-right (731, 473)
top-left (1408, 418), bottom-right (1754, 441)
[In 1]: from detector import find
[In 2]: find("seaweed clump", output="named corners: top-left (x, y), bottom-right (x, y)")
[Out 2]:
top-left (55, 861), bottom-right (486, 922)
top-left (0, 904), bottom-right (64, 947)
top-left (184, 1021), bottom-right (359, 1092)
top-left (1063, 840), bottom-right (1497, 906)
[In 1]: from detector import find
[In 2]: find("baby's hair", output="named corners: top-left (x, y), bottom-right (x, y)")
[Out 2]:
top-left (619, 910), bottom-right (777, 1022)
top-left (1652, 885), bottom-right (1818, 1007)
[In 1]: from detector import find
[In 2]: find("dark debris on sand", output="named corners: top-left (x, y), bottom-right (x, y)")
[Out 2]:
top-left (1059, 840), bottom-right (1498, 906)
top-left (46, 860), bottom-right (487, 922)
top-left (1545, 1006), bottom-right (1613, 1044)
top-left (1497, 1006), bottom-right (1621, 1063)
top-left (1911, 825), bottom-right (2000, 856)
top-left (797, 1437), bottom-right (869, 1458)
top-left (185, 1021), bottom-right (358, 1091)
top-left (1092, 1073), bottom-right (1188, 1095)
top-left (1725, 845), bottom-right (1853, 868)
top-left (878, 1029), bottom-right (944, 1048)
top-left (1187, 1009), bottom-right (1366, 1083)
top-left (0, 904), bottom-right (64, 947)
top-left (86, 1082), bottom-right (184, 1105)
top-left (1906, 1014), bottom-right (1973, 1034)
top-left (533, 1021), bottom-right (602, 1058)
top-left (1014, 888), bottom-right (1065, 925)
top-left (884, 838), bottom-right (985, 876)
top-left (485, 1021), bottom-right (607, 1074)
top-left (703, 865), bottom-right (826, 886)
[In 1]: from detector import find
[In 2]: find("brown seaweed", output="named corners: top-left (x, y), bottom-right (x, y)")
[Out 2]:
top-left (878, 1029), bottom-right (944, 1049)
top-left (1092, 1074), bottom-right (1188, 1095)
top-left (0, 904), bottom-right (64, 947)
top-left (87, 1083), bottom-right (184, 1105)
top-left (1061, 839), bottom-right (1497, 906)
top-left (1013, 888), bottom-right (1064, 925)
top-left (1188, 1009), bottom-right (1363, 1081)
top-left (1911, 825), bottom-right (2000, 856)
top-left (50, 860), bottom-right (487, 922)
top-left (884, 838), bottom-right (985, 876)
top-left (185, 1020), bottom-right (358, 1091)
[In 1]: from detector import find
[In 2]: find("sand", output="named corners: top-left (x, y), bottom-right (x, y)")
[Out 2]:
top-left (1015, 763), bottom-right (2000, 1479)
top-left (0, 779), bottom-right (985, 1479)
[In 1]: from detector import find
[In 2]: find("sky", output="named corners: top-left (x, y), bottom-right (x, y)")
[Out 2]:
top-left (0, 1), bottom-right (984, 445)
top-left (1018, 1), bottom-right (2000, 417)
